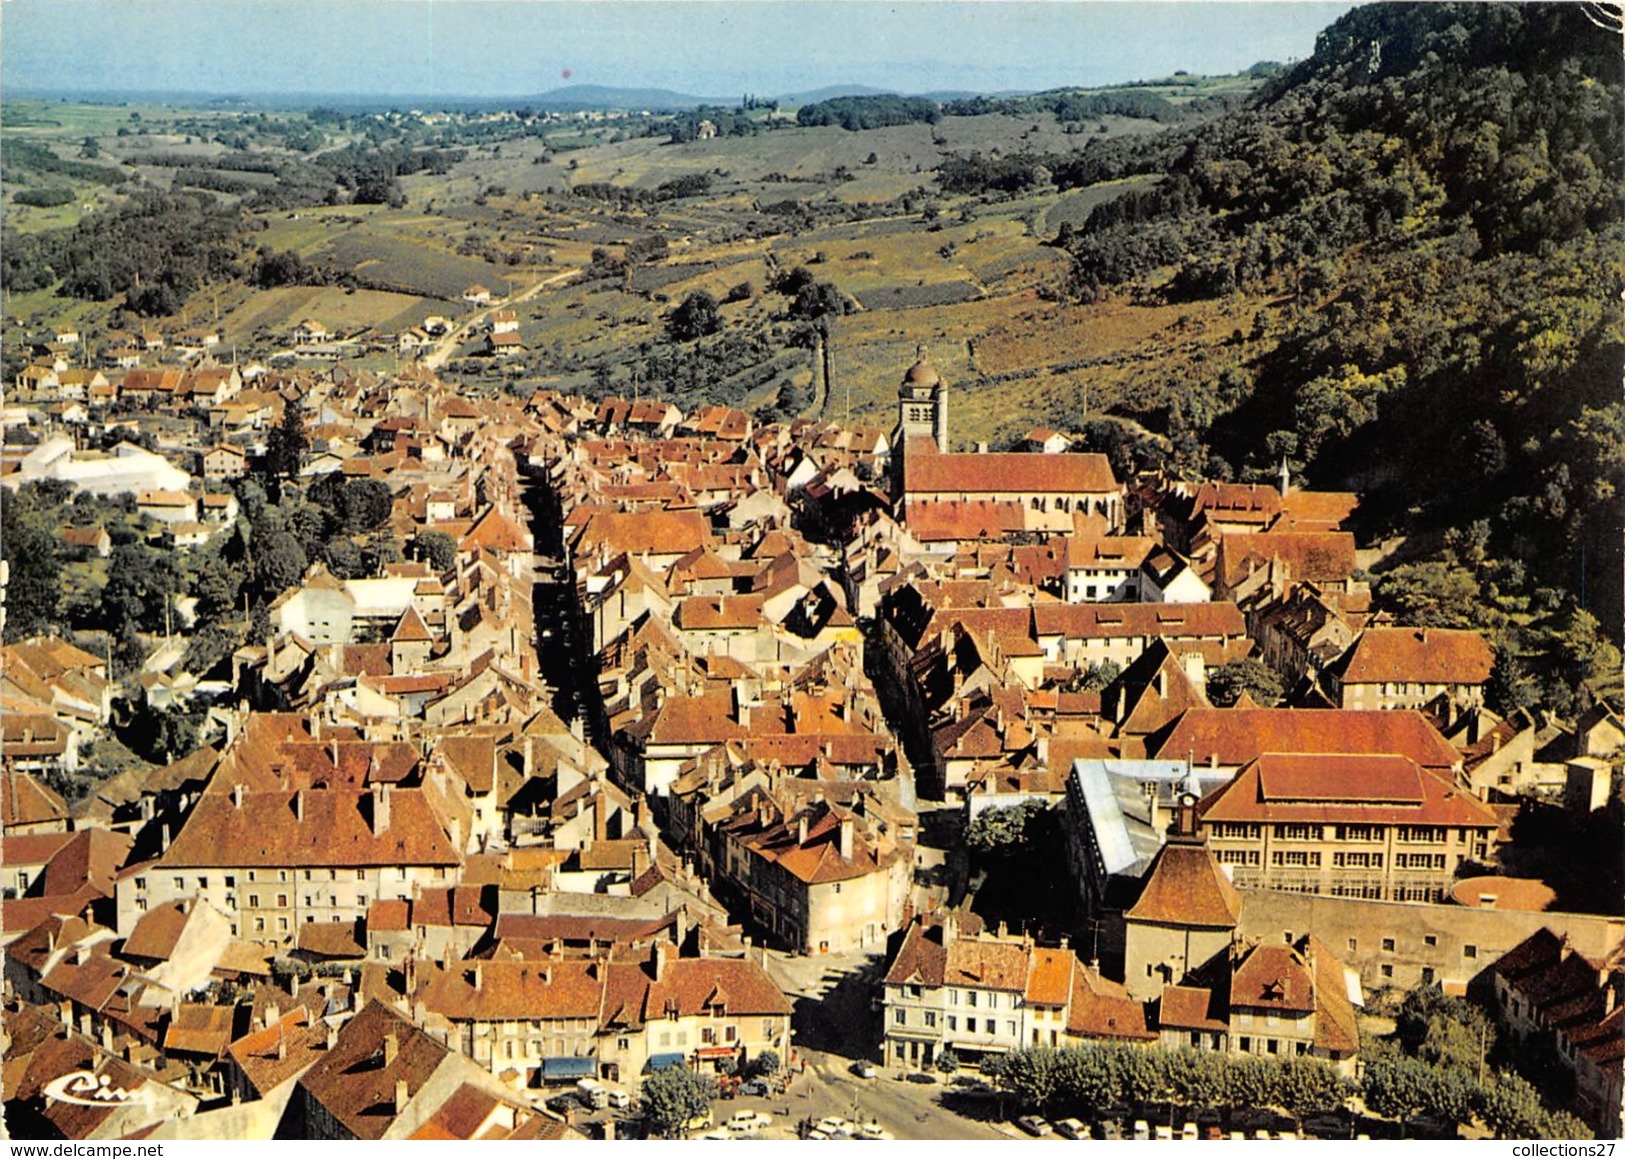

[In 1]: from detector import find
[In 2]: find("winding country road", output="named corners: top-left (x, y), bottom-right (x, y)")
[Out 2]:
top-left (422, 267), bottom-right (582, 370)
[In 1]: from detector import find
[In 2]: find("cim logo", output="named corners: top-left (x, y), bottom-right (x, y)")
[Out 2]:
top-left (41, 1069), bottom-right (157, 1109)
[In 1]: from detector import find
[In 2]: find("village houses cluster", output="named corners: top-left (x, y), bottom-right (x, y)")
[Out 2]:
top-left (2, 326), bottom-right (1621, 1139)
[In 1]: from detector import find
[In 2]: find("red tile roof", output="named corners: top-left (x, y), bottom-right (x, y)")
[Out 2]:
top-left (1158, 984), bottom-right (1229, 1032)
top-left (903, 499), bottom-right (1025, 542)
top-left (227, 1006), bottom-right (325, 1096)
top-left (297, 1001), bottom-right (448, 1140)
top-left (158, 788), bottom-right (460, 868)
top-left (905, 451), bottom-right (1119, 496)
top-left (1231, 943), bottom-right (1315, 1013)
top-left (1126, 841), bottom-right (1242, 929)
top-left (1148, 708), bottom-right (1460, 771)
top-left (1025, 946), bottom-right (1075, 1006)
top-left (1068, 965), bottom-right (1157, 1041)
top-left (1200, 753), bottom-right (1499, 828)
top-left (1333, 627), bottom-right (1495, 686)
top-left (1032, 602), bottom-right (1247, 642)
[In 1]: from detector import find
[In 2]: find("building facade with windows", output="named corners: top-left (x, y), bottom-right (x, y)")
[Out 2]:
top-left (112, 785), bottom-right (462, 944)
top-left (882, 913), bottom-right (1153, 1072)
top-left (1197, 753), bottom-right (1500, 902)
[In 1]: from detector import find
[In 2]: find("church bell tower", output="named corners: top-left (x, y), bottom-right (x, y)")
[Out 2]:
top-left (895, 344), bottom-right (947, 453)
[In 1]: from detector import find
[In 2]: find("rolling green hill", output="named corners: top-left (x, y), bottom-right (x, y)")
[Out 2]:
top-left (1051, 1), bottom-right (1623, 705)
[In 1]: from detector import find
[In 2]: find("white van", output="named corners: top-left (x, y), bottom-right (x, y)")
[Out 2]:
top-left (576, 1078), bottom-right (609, 1109)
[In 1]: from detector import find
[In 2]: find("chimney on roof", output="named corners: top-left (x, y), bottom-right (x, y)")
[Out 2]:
top-left (372, 784), bottom-right (391, 836)
top-left (942, 911), bottom-right (958, 946)
top-left (394, 1078), bottom-right (409, 1116)
top-left (384, 1030), bottom-right (398, 1066)
top-left (161, 822), bottom-right (171, 852)
top-left (839, 816), bottom-right (854, 861)
top-left (797, 813), bottom-right (809, 846)
top-left (277, 1025), bottom-right (288, 1062)
top-left (1606, 982), bottom-right (1618, 1017)
top-left (232, 783), bottom-right (243, 809)
top-left (653, 941), bottom-right (669, 982)
top-left (294, 790), bottom-right (305, 823)
top-left (326, 1026), bottom-right (338, 1051)
top-left (593, 798), bottom-right (608, 843)
top-left (474, 962), bottom-right (484, 991)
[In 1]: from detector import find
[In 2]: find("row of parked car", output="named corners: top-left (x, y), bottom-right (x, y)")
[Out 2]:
top-left (799, 1116), bottom-right (894, 1140)
top-left (1018, 1116), bottom-right (1338, 1141)
top-left (544, 1077), bottom-right (633, 1115)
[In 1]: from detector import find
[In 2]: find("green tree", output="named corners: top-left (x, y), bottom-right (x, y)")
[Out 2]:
top-left (0, 486), bottom-right (62, 640)
top-left (255, 531), bottom-right (308, 595)
top-left (993, 1047), bottom-right (1066, 1110)
top-left (1206, 658), bottom-right (1284, 707)
top-left (262, 402), bottom-right (310, 490)
top-left (1477, 1070), bottom-right (1553, 1140)
top-left (667, 290), bottom-right (722, 342)
top-left (410, 530), bottom-right (458, 572)
top-left (1396, 984), bottom-right (1495, 1070)
top-left (193, 551), bottom-right (243, 627)
top-left (640, 1066), bottom-right (715, 1137)
top-left (1372, 560), bottom-right (1486, 629)
top-left (362, 529), bottom-right (404, 575)
top-left (751, 1049), bottom-right (781, 1078)
top-left (936, 1048), bottom-right (960, 1075)
top-left (1065, 659), bottom-right (1122, 692)
top-left (101, 542), bottom-right (179, 635)
top-left (788, 279), bottom-right (848, 322)
top-left (322, 538), bottom-right (367, 580)
top-left (966, 800), bottom-right (1046, 854)
top-left (125, 701), bottom-right (202, 764)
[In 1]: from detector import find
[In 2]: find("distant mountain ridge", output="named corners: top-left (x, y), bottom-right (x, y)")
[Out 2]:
top-left (525, 84), bottom-right (722, 111)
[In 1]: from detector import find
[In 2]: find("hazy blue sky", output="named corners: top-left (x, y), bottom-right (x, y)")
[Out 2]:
top-left (2, 1), bottom-right (1358, 99)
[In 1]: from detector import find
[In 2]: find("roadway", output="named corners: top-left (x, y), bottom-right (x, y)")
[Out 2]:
top-left (421, 267), bottom-right (582, 370)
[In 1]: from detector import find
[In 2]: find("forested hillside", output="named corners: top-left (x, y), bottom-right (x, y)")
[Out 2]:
top-left (1053, 2), bottom-right (1623, 710)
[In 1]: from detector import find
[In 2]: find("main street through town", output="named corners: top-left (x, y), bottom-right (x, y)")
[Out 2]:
top-left (519, 473), bottom-right (1015, 1141)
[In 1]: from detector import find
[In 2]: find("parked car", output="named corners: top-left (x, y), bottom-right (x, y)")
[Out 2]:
top-left (604, 1087), bottom-right (632, 1110)
top-left (1181, 1122), bottom-right (1199, 1140)
top-left (1055, 1118), bottom-right (1088, 1139)
top-left (740, 1078), bottom-right (770, 1097)
top-left (858, 1123), bottom-right (895, 1141)
top-left (726, 1111), bottom-right (772, 1134)
top-left (1099, 1121), bottom-right (1124, 1141)
top-left (1132, 1120), bottom-right (1151, 1140)
top-left (1017, 1115), bottom-right (1055, 1137)
top-left (816, 1117), bottom-right (855, 1139)
top-left (850, 1061), bottom-right (878, 1079)
top-left (700, 1128), bottom-right (733, 1141)
top-left (545, 1093), bottom-right (579, 1114)
top-left (1154, 1124), bottom-right (1174, 1140)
